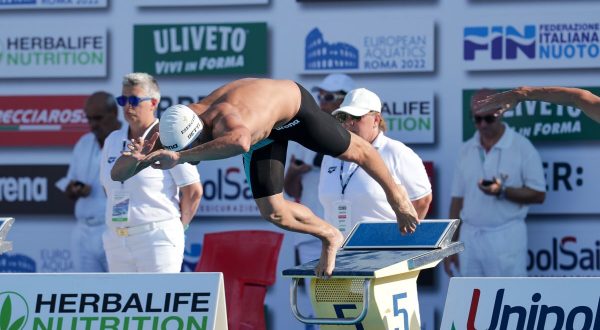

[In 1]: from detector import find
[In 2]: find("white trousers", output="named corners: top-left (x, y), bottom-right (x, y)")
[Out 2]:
top-left (102, 219), bottom-right (184, 273)
top-left (459, 220), bottom-right (527, 277)
top-left (71, 222), bottom-right (108, 272)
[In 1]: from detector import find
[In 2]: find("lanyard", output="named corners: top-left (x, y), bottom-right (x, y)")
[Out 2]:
top-left (339, 161), bottom-right (359, 196)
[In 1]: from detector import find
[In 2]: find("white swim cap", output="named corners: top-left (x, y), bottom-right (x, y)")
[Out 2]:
top-left (159, 104), bottom-right (203, 152)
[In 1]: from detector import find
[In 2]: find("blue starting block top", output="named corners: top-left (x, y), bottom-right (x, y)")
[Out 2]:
top-left (282, 220), bottom-right (462, 278)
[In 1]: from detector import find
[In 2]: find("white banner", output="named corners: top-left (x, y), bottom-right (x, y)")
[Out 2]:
top-left (134, 0), bottom-right (267, 6)
top-left (196, 156), bottom-right (259, 217)
top-left (296, 19), bottom-right (434, 73)
top-left (376, 87), bottom-right (435, 144)
top-left (527, 218), bottom-right (600, 277)
top-left (0, 273), bottom-right (226, 330)
top-left (463, 16), bottom-right (600, 70)
top-left (0, 0), bottom-right (107, 9)
top-left (0, 25), bottom-right (107, 78)
top-left (530, 148), bottom-right (600, 214)
top-left (442, 278), bottom-right (600, 329)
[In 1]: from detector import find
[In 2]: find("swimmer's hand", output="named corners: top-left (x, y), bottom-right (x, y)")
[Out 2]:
top-left (143, 149), bottom-right (180, 170)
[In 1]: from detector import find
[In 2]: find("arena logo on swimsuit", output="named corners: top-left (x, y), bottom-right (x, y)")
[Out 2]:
top-left (274, 119), bottom-right (300, 131)
top-left (463, 288), bottom-right (600, 330)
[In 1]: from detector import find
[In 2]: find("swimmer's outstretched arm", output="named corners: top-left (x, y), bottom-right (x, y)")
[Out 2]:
top-left (111, 132), bottom-right (160, 182)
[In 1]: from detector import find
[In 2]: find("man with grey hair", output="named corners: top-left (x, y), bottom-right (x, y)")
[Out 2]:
top-left (100, 72), bottom-right (202, 273)
top-left (61, 91), bottom-right (121, 272)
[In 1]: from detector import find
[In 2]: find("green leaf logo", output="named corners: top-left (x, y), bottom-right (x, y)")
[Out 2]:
top-left (0, 292), bottom-right (28, 330)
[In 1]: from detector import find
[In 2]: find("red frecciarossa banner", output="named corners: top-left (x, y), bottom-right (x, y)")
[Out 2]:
top-left (0, 95), bottom-right (89, 146)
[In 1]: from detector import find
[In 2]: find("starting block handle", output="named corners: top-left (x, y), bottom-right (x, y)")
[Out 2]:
top-left (290, 278), bottom-right (371, 325)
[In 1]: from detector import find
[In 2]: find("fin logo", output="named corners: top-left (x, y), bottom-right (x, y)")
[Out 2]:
top-left (0, 292), bottom-right (29, 330)
top-left (305, 28), bottom-right (359, 70)
top-left (464, 25), bottom-right (536, 61)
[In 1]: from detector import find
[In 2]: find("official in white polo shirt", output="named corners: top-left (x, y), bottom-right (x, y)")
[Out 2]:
top-left (100, 73), bottom-right (202, 273)
top-left (319, 88), bottom-right (432, 238)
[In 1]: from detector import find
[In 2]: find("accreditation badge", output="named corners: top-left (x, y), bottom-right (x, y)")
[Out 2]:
top-left (111, 190), bottom-right (131, 223)
top-left (333, 200), bottom-right (351, 236)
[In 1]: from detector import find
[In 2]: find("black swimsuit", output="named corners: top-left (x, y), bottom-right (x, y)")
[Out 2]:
top-left (242, 82), bottom-right (351, 199)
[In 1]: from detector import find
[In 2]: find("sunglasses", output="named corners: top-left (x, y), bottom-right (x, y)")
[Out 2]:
top-left (318, 93), bottom-right (346, 103)
top-left (473, 114), bottom-right (497, 124)
top-left (116, 95), bottom-right (153, 107)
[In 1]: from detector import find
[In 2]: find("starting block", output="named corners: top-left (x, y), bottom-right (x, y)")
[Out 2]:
top-left (0, 218), bottom-right (14, 255)
top-left (283, 219), bottom-right (464, 329)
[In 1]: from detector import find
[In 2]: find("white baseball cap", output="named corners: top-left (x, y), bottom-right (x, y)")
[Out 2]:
top-left (331, 88), bottom-right (382, 117)
top-left (159, 104), bottom-right (203, 151)
top-left (311, 73), bottom-right (355, 93)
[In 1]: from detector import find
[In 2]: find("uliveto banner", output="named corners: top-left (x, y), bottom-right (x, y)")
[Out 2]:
top-left (0, 0), bottom-right (107, 9)
top-left (463, 17), bottom-right (600, 71)
top-left (133, 23), bottom-right (268, 76)
top-left (299, 20), bottom-right (434, 73)
top-left (462, 88), bottom-right (600, 142)
top-left (0, 95), bottom-right (89, 146)
top-left (442, 278), bottom-right (600, 329)
top-left (0, 25), bottom-right (107, 78)
top-left (196, 157), bottom-right (259, 217)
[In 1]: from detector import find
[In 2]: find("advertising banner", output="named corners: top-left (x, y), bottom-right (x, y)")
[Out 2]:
top-left (196, 157), bottom-right (259, 217)
top-left (0, 0), bottom-right (107, 9)
top-left (463, 17), bottom-right (600, 70)
top-left (298, 20), bottom-right (434, 73)
top-left (0, 25), bottom-right (107, 78)
top-left (134, 0), bottom-right (267, 5)
top-left (133, 23), bottom-right (268, 76)
top-left (379, 88), bottom-right (434, 143)
top-left (0, 95), bottom-right (89, 146)
top-left (462, 88), bottom-right (600, 142)
top-left (442, 278), bottom-right (600, 329)
top-left (0, 273), bottom-right (226, 330)
top-left (527, 219), bottom-right (600, 276)
top-left (0, 165), bottom-right (74, 215)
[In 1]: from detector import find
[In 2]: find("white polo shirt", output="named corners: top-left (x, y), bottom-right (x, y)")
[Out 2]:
top-left (318, 132), bottom-right (431, 236)
top-left (66, 132), bottom-right (106, 225)
top-left (100, 121), bottom-right (200, 229)
top-left (451, 124), bottom-right (546, 227)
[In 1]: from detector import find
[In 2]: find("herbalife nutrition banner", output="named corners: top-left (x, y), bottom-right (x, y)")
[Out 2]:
top-left (0, 95), bottom-right (89, 146)
top-left (0, 273), bottom-right (227, 330)
top-left (0, 25), bottom-right (107, 78)
top-left (298, 19), bottom-right (434, 73)
top-left (0, 0), bottom-right (107, 9)
top-left (463, 16), bottom-right (600, 71)
top-left (376, 87), bottom-right (434, 144)
top-left (462, 88), bottom-right (600, 142)
top-left (441, 278), bottom-right (600, 329)
top-left (133, 23), bottom-right (268, 76)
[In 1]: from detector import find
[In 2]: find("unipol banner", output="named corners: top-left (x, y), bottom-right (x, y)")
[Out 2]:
top-left (377, 88), bottom-right (434, 144)
top-left (196, 156), bottom-right (259, 217)
top-left (462, 88), bottom-right (600, 142)
top-left (134, 0), bottom-right (267, 5)
top-left (0, 273), bottom-right (227, 330)
top-left (0, 95), bottom-right (89, 146)
top-left (133, 23), bottom-right (268, 76)
top-left (442, 278), bottom-right (600, 329)
top-left (0, 0), bottom-right (107, 9)
top-left (0, 25), bottom-right (107, 78)
top-left (298, 19), bottom-right (434, 73)
top-left (463, 16), bottom-right (600, 70)
top-left (527, 219), bottom-right (600, 277)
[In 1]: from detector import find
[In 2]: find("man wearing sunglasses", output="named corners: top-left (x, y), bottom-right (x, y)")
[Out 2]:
top-left (114, 78), bottom-right (419, 278)
top-left (474, 86), bottom-right (600, 124)
top-left (444, 88), bottom-right (546, 278)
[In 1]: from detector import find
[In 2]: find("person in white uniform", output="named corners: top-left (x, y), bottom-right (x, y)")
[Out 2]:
top-left (62, 91), bottom-right (121, 272)
top-left (319, 88), bottom-right (432, 238)
top-left (444, 88), bottom-right (546, 277)
top-left (100, 73), bottom-right (203, 272)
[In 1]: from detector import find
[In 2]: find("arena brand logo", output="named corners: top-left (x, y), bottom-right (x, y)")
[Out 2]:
top-left (0, 292), bottom-right (29, 330)
top-left (464, 288), bottom-right (600, 330)
top-left (0, 176), bottom-right (47, 202)
top-left (305, 28), bottom-right (359, 70)
top-left (274, 119), bottom-right (300, 131)
top-left (464, 25), bottom-right (536, 61)
top-left (528, 236), bottom-right (600, 272)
